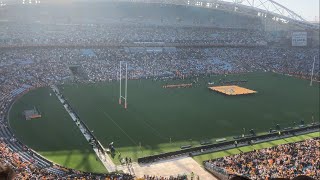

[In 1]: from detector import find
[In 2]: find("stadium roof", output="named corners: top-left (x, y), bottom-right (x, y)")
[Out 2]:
top-left (119, 0), bottom-right (319, 30)
top-left (1, 0), bottom-right (319, 30)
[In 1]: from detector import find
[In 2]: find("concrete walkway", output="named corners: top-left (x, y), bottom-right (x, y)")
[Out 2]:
top-left (117, 156), bottom-right (216, 180)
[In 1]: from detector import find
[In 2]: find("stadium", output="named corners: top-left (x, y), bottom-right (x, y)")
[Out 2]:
top-left (0, 0), bottom-right (319, 179)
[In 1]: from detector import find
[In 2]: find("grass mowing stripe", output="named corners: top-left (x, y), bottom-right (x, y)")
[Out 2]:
top-left (102, 111), bottom-right (138, 146)
top-left (192, 132), bottom-right (320, 165)
top-left (126, 105), bottom-right (168, 140)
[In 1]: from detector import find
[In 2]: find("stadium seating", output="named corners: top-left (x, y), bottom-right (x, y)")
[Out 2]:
top-left (0, 1), bottom-right (318, 179)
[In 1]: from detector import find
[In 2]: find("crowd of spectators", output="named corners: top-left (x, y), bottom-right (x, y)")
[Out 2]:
top-left (1, 47), bottom-right (318, 84)
top-left (205, 138), bottom-right (320, 179)
top-left (0, 23), bottom-right (266, 47)
top-left (0, 140), bottom-right (134, 179)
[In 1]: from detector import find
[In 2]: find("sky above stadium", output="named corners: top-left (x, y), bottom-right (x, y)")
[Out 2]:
top-left (273, 0), bottom-right (319, 22)
top-left (2, 0), bottom-right (319, 22)
top-left (222, 0), bottom-right (319, 22)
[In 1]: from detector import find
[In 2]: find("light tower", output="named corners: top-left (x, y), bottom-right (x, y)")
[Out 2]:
top-left (119, 61), bottom-right (128, 109)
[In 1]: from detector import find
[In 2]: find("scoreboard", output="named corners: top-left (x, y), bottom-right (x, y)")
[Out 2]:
top-left (292, 32), bottom-right (308, 47)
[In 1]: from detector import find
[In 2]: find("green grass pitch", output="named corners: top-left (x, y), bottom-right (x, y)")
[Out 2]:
top-left (9, 88), bottom-right (107, 173)
top-left (9, 72), bottom-right (319, 170)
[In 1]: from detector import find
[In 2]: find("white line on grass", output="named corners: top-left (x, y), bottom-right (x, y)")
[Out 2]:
top-left (126, 106), bottom-right (168, 140)
top-left (102, 111), bottom-right (139, 146)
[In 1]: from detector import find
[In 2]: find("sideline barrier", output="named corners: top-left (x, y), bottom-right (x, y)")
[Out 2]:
top-left (137, 123), bottom-right (320, 164)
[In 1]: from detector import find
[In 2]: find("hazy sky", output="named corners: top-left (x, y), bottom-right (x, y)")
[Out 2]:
top-left (2, 0), bottom-right (319, 21)
top-left (272, 0), bottom-right (319, 21)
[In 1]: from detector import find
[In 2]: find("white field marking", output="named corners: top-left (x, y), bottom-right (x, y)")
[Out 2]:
top-left (102, 111), bottom-right (138, 146)
top-left (51, 85), bottom-right (117, 172)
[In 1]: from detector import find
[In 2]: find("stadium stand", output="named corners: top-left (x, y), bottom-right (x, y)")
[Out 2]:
top-left (204, 138), bottom-right (320, 179)
top-left (0, 0), bottom-right (319, 179)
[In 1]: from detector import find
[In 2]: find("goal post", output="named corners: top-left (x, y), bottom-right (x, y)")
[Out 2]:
top-left (119, 61), bottom-right (128, 109)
